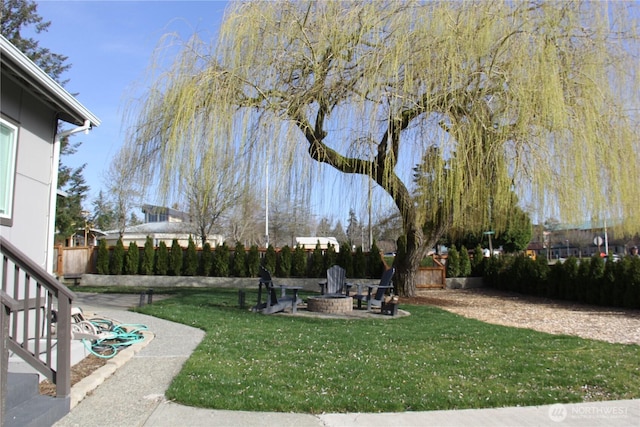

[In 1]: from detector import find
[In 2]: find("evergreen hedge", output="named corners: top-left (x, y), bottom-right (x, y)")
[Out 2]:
top-left (156, 241), bottom-right (169, 275)
top-left (353, 246), bottom-right (366, 279)
top-left (459, 246), bottom-right (471, 277)
top-left (96, 239), bottom-right (109, 274)
top-left (200, 242), bottom-right (212, 276)
top-left (337, 242), bottom-right (353, 278)
top-left (232, 242), bottom-right (247, 277)
top-left (124, 242), bottom-right (139, 275)
top-left (141, 236), bottom-right (155, 275)
top-left (169, 239), bottom-right (183, 276)
top-left (446, 246), bottom-right (460, 278)
top-left (484, 254), bottom-right (640, 309)
top-left (110, 238), bottom-right (124, 275)
top-left (367, 240), bottom-right (384, 278)
top-left (291, 245), bottom-right (307, 277)
top-left (212, 242), bottom-right (230, 277)
top-left (264, 244), bottom-right (277, 274)
top-left (247, 245), bottom-right (260, 277)
top-left (325, 243), bottom-right (337, 271)
top-left (310, 241), bottom-right (325, 278)
top-left (184, 237), bottom-right (198, 276)
top-left (277, 245), bottom-right (292, 277)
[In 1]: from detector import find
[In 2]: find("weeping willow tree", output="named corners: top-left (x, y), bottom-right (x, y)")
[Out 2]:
top-left (126, 0), bottom-right (640, 296)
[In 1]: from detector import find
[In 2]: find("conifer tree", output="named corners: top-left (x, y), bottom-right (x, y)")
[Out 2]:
top-left (156, 241), bottom-right (169, 275)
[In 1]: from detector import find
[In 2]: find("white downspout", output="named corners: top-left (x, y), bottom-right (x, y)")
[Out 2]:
top-left (46, 119), bottom-right (92, 274)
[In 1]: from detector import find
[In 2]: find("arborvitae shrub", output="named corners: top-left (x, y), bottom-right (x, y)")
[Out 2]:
top-left (156, 241), bottom-right (169, 275)
top-left (184, 237), bottom-right (198, 276)
top-left (471, 245), bottom-right (484, 276)
top-left (310, 241), bottom-right (325, 277)
top-left (325, 243), bottom-right (337, 271)
top-left (233, 242), bottom-right (247, 277)
top-left (141, 236), bottom-right (154, 275)
top-left (124, 242), bottom-right (139, 275)
top-left (169, 239), bottom-right (183, 276)
top-left (623, 256), bottom-right (640, 308)
top-left (337, 242), bottom-right (353, 278)
top-left (353, 246), bottom-right (366, 278)
top-left (600, 257), bottom-right (617, 306)
top-left (533, 254), bottom-right (550, 296)
top-left (200, 242), bottom-right (212, 276)
top-left (212, 242), bottom-right (230, 277)
top-left (291, 245), bottom-right (307, 277)
top-left (264, 244), bottom-right (276, 274)
top-left (110, 238), bottom-right (125, 275)
top-left (585, 255), bottom-right (604, 304)
top-left (247, 245), bottom-right (260, 277)
top-left (367, 240), bottom-right (384, 279)
top-left (277, 245), bottom-right (292, 277)
top-left (446, 246), bottom-right (460, 278)
top-left (459, 246), bottom-right (472, 278)
top-left (96, 239), bottom-right (109, 274)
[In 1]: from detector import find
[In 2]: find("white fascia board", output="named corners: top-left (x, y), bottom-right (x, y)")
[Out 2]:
top-left (0, 35), bottom-right (101, 127)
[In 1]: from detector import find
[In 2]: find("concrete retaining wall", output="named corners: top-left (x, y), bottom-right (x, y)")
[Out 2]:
top-left (77, 274), bottom-right (380, 293)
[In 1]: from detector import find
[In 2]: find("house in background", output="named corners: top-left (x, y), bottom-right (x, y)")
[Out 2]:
top-left (100, 204), bottom-right (224, 248)
top-left (1, 34), bottom-right (100, 426)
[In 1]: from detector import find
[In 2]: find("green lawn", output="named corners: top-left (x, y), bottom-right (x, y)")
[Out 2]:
top-left (127, 288), bottom-right (639, 413)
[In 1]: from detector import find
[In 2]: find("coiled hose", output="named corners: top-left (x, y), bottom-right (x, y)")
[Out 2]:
top-left (74, 317), bottom-right (148, 359)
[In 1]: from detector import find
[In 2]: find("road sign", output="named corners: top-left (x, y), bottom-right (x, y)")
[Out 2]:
top-left (594, 236), bottom-right (603, 246)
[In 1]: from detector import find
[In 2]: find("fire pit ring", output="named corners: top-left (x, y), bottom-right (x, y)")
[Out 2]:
top-left (307, 295), bottom-right (353, 314)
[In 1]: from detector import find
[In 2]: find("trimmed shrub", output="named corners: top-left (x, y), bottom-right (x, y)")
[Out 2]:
top-left (156, 241), bottom-right (169, 275)
top-left (200, 242), bottom-right (213, 276)
top-left (291, 245), bottom-right (307, 277)
top-left (124, 242), bottom-right (139, 275)
top-left (337, 242), bottom-right (353, 278)
top-left (623, 256), bottom-right (640, 308)
top-left (353, 246), bottom-right (366, 278)
top-left (325, 243), bottom-right (337, 271)
top-left (459, 246), bottom-right (472, 278)
top-left (585, 255), bottom-right (604, 304)
top-left (600, 257), bottom-right (617, 306)
top-left (309, 241), bottom-right (325, 278)
top-left (446, 246), bottom-right (460, 278)
top-left (232, 242), bottom-right (247, 277)
top-left (110, 238), bottom-right (125, 275)
top-left (141, 236), bottom-right (154, 275)
top-left (367, 240), bottom-right (384, 279)
top-left (96, 239), bottom-right (109, 274)
top-left (277, 245), bottom-right (292, 277)
top-left (264, 244), bottom-right (277, 274)
top-left (471, 244), bottom-right (484, 276)
top-left (212, 242), bottom-right (230, 277)
top-left (247, 244), bottom-right (260, 277)
top-left (169, 239), bottom-right (183, 276)
top-left (184, 237), bottom-right (198, 276)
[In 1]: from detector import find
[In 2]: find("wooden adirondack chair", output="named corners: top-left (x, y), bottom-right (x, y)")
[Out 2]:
top-left (319, 265), bottom-right (349, 296)
top-left (253, 266), bottom-right (302, 314)
top-left (352, 267), bottom-right (396, 312)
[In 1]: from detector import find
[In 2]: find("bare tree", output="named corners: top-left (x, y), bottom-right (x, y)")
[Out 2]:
top-left (103, 145), bottom-right (142, 237)
top-left (126, 1), bottom-right (640, 296)
top-left (183, 154), bottom-right (241, 245)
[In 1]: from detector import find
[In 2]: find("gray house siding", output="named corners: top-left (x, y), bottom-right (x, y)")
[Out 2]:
top-left (1, 70), bottom-right (58, 268)
top-left (1, 73), bottom-right (59, 268)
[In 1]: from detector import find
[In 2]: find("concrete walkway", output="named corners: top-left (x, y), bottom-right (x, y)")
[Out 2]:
top-left (54, 293), bottom-right (639, 427)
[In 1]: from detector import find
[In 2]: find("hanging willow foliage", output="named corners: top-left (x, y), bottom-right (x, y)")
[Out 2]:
top-left (125, 0), bottom-right (639, 296)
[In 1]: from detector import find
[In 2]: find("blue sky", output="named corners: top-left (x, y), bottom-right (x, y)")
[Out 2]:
top-left (29, 0), bottom-right (384, 226)
top-left (30, 0), bottom-right (230, 209)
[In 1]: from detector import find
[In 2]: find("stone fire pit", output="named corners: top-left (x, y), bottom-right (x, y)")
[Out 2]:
top-left (307, 295), bottom-right (353, 314)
